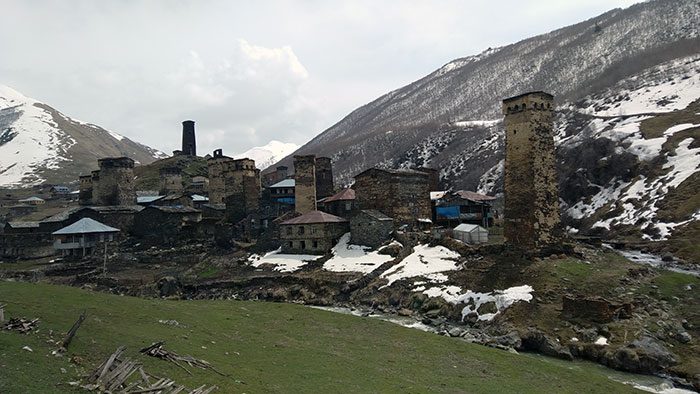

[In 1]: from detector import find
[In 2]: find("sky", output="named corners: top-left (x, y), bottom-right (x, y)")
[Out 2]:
top-left (0, 0), bottom-right (641, 156)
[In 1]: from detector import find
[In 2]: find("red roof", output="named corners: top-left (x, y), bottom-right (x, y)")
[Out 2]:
top-left (281, 210), bottom-right (348, 225)
top-left (454, 191), bottom-right (496, 202)
top-left (323, 188), bottom-right (355, 202)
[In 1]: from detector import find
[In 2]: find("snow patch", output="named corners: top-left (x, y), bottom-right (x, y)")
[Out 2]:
top-left (418, 284), bottom-right (534, 321)
top-left (323, 233), bottom-right (394, 274)
top-left (248, 248), bottom-right (320, 272)
top-left (379, 244), bottom-right (460, 289)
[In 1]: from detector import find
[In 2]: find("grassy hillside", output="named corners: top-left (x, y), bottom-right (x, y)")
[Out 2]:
top-left (0, 282), bottom-right (640, 393)
top-left (133, 155), bottom-right (208, 191)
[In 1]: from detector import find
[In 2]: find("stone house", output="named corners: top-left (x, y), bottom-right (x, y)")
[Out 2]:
top-left (318, 188), bottom-right (356, 218)
top-left (189, 176), bottom-right (209, 194)
top-left (353, 168), bottom-right (432, 226)
top-left (18, 196), bottom-right (45, 205)
top-left (153, 194), bottom-right (193, 208)
top-left (133, 206), bottom-right (202, 244)
top-left (350, 210), bottom-right (394, 248)
top-left (280, 210), bottom-right (349, 254)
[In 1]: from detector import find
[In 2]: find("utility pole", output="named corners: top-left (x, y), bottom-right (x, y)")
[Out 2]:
top-left (103, 241), bottom-right (108, 278)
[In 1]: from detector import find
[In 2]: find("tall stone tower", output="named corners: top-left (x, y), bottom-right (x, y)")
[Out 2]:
top-left (78, 175), bottom-right (93, 206)
top-left (94, 157), bottom-right (136, 206)
top-left (181, 120), bottom-right (197, 156)
top-left (294, 155), bottom-right (317, 214)
top-left (207, 149), bottom-right (261, 206)
top-left (315, 157), bottom-right (334, 199)
top-left (159, 167), bottom-right (184, 195)
top-left (502, 91), bottom-right (560, 249)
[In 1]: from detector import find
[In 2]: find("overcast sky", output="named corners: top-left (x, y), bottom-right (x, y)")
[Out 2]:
top-left (1, 0), bottom-right (641, 156)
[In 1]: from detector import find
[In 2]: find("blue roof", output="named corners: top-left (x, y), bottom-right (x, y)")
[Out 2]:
top-left (270, 179), bottom-right (295, 188)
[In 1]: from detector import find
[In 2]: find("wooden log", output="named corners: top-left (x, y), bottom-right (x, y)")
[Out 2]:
top-left (61, 311), bottom-right (86, 349)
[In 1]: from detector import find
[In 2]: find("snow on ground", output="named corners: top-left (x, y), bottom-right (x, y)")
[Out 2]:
top-left (583, 55), bottom-right (700, 117)
top-left (323, 233), bottom-right (394, 274)
top-left (418, 284), bottom-right (534, 321)
top-left (379, 244), bottom-right (461, 289)
top-left (248, 248), bottom-right (320, 273)
top-left (452, 119), bottom-right (500, 128)
top-left (0, 84), bottom-right (75, 186)
top-left (107, 130), bottom-right (125, 141)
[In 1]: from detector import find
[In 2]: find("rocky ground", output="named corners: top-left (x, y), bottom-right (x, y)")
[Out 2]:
top-left (1, 236), bottom-right (698, 391)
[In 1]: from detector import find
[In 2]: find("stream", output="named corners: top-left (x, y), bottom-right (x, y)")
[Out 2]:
top-left (604, 245), bottom-right (700, 277)
top-left (309, 306), bottom-right (697, 393)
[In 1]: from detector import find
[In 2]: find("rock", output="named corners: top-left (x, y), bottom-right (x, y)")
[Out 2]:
top-left (661, 253), bottom-right (674, 262)
top-left (681, 319), bottom-right (692, 330)
top-left (463, 312), bottom-right (479, 325)
top-left (157, 276), bottom-right (180, 298)
top-left (608, 336), bottom-right (677, 374)
top-left (397, 308), bottom-right (413, 317)
top-left (495, 332), bottom-right (522, 348)
top-left (520, 329), bottom-right (573, 361)
top-left (378, 243), bottom-right (402, 257)
top-left (424, 309), bottom-right (442, 318)
top-left (562, 294), bottom-right (633, 322)
top-left (575, 327), bottom-right (599, 342)
top-left (22, 346), bottom-right (32, 352)
top-left (676, 331), bottom-right (692, 343)
top-left (477, 301), bottom-right (498, 315)
top-left (448, 327), bottom-right (464, 337)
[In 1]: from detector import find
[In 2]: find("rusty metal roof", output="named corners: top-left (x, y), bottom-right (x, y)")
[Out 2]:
top-left (453, 191), bottom-right (496, 202)
top-left (322, 188), bottom-right (355, 202)
top-left (281, 210), bottom-right (348, 225)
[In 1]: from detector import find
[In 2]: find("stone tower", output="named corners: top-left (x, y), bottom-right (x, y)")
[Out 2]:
top-left (159, 167), bottom-right (184, 195)
top-left (315, 157), bottom-right (334, 199)
top-left (207, 149), bottom-right (261, 206)
top-left (181, 120), bottom-right (197, 156)
top-left (94, 157), bottom-right (136, 206)
top-left (502, 91), bottom-right (560, 249)
top-left (294, 155), bottom-right (317, 214)
top-left (78, 174), bottom-right (93, 206)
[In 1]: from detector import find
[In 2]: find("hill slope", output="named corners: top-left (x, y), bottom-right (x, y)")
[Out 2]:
top-left (275, 0), bottom-right (699, 241)
top-left (0, 282), bottom-right (641, 393)
top-left (0, 85), bottom-right (166, 187)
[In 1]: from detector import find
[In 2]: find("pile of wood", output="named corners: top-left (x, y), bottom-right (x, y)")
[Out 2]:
top-left (140, 342), bottom-right (226, 376)
top-left (83, 346), bottom-right (217, 394)
top-left (2, 317), bottom-right (39, 334)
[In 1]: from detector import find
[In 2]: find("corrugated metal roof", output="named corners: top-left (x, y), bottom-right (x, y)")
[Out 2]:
top-left (52, 218), bottom-right (120, 235)
top-left (7, 221), bottom-right (40, 228)
top-left (137, 195), bottom-right (165, 204)
top-left (454, 223), bottom-right (487, 232)
top-left (18, 196), bottom-right (45, 202)
top-left (270, 179), bottom-right (295, 188)
top-left (281, 210), bottom-right (348, 225)
top-left (191, 194), bottom-right (209, 202)
top-left (147, 206), bottom-right (201, 213)
top-left (323, 188), bottom-right (355, 202)
top-left (454, 191), bottom-right (496, 202)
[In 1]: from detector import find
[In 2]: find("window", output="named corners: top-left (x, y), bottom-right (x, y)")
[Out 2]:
top-left (300, 241), bottom-right (306, 249)
top-left (298, 226), bottom-right (305, 235)
top-left (312, 241), bottom-right (318, 249)
top-left (310, 227), bottom-right (316, 234)
top-left (345, 202), bottom-right (352, 211)
top-left (288, 241), bottom-right (293, 248)
top-left (286, 227), bottom-right (292, 235)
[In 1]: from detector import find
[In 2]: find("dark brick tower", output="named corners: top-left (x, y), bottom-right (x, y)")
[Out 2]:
top-left (294, 155), bottom-right (317, 214)
top-left (181, 120), bottom-right (197, 156)
top-left (502, 91), bottom-right (560, 249)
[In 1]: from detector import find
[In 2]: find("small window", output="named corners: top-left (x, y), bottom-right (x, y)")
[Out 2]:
top-left (513, 130), bottom-right (517, 135)
top-left (298, 226), bottom-right (305, 235)
top-left (288, 241), bottom-right (293, 248)
top-left (300, 241), bottom-right (306, 249)
top-left (345, 202), bottom-right (352, 211)
top-left (312, 241), bottom-right (318, 249)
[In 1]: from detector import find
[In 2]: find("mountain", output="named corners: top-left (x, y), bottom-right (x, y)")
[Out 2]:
top-left (0, 85), bottom-right (166, 188)
top-left (273, 0), bottom-right (700, 245)
top-left (235, 140), bottom-right (299, 170)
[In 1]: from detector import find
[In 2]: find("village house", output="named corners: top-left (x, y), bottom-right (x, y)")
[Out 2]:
top-left (133, 206), bottom-right (202, 244)
top-left (280, 210), bottom-right (349, 254)
top-left (353, 168), bottom-right (432, 226)
top-left (50, 186), bottom-right (71, 199)
top-left (52, 218), bottom-right (120, 257)
top-left (269, 179), bottom-right (295, 206)
top-left (188, 176), bottom-right (209, 194)
top-left (433, 190), bottom-right (496, 228)
top-left (350, 209), bottom-right (394, 248)
top-left (18, 196), bottom-right (45, 205)
top-left (318, 188), bottom-right (356, 218)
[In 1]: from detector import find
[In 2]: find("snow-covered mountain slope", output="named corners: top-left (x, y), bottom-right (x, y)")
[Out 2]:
top-left (235, 140), bottom-right (299, 170)
top-left (270, 0), bottom-right (699, 242)
top-left (0, 85), bottom-right (166, 187)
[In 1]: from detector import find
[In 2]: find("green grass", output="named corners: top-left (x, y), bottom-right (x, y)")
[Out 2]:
top-left (0, 282), bottom-right (642, 393)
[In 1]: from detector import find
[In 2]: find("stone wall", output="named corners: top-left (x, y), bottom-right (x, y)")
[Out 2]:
top-left (94, 157), bottom-right (136, 206)
top-left (79, 175), bottom-right (93, 206)
top-left (280, 221), bottom-right (349, 254)
top-left (502, 92), bottom-right (560, 249)
top-left (159, 167), bottom-right (184, 195)
top-left (350, 211), bottom-right (394, 248)
top-left (294, 155), bottom-right (317, 214)
top-left (353, 169), bottom-right (431, 225)
top-left (315, 157), bottom-right (334, 199)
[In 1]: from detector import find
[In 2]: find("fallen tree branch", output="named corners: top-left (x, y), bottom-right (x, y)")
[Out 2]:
top-left (61, 310), bottom-right (86, 349)
top-left (139, 341), bottom-right (228, 376)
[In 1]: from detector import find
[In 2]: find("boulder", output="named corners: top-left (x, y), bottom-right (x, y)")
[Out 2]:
top-left (520, 329), bottom-right (573, 361)
top-left (495, 332), bottom-right (522, 348)
top-left (477, 301), bottom-right (498, 315)
top-left (607, 336), bottom-right (677, 374)
top-left (157, 276), bottom-right (180, 298)
top-left (562, 295), bottom-right (633, 322)
top-left (448, 327), bottom-right (464, 337)
top-left (378, 243), bottom-right (402, 257)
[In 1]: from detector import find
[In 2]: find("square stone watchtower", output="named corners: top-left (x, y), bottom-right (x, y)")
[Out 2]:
top-left (294, 155), bottom-right (317, 214)
top-left (502, 91), bottom-right (560, 249)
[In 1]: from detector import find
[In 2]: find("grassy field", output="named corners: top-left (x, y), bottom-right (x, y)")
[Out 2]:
top-left (0, 281), bottom-right (641, 393)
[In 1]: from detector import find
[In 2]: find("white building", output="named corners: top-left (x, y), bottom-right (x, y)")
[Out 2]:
top-left (453, 223), bottom-right (489, 244)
